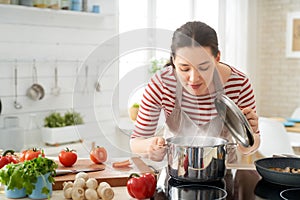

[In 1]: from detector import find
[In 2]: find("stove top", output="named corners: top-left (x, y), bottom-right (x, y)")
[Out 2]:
top-left (152, 169), bottom-right (300, 200)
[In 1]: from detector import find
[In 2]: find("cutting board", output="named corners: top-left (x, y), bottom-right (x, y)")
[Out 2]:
top-left (53, 157), bottom-right (154, 190)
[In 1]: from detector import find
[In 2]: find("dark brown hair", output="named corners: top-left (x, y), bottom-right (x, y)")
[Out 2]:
top-left (166, 21), bottom-right (219, 67)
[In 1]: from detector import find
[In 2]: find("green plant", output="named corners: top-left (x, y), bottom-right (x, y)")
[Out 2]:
top-left (149, 58), bottom-right (169, 74)
top-left (44, 110), bottom-right (84, 128)
top-left (132, 103), bottom-right (140, 108)
top-left (0, 156), bottom-right (58, 199)
top-left (64, 110), bottom-right (84, 126)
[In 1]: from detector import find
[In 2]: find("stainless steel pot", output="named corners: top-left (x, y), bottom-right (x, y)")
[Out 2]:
top-left (167, 136), bottom-right (228, 182)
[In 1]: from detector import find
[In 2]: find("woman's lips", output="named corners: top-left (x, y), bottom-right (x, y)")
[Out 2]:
top-left (189, 84), bottom-right (201, 90)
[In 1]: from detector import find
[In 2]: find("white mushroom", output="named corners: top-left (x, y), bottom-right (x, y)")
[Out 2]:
top-left (85, 188), bottom-right (98, 200)
top-left (97, 182), bottom-right (114, 200)
top-left (73, 177), bottom-right (86, 188)
top-left (86, 178), bottom-right (98, 190)
top-left (75, 172), bottom-right (89, 181)
top-left (63, 181), bottom-right (74, 191)
top-left (71, 187), bottom-right (85, 200)
top-left (64, 187), bottom-right (73, 199)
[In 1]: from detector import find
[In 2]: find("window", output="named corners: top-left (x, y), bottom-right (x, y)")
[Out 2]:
top-left (118, 0), bottom-right (219, 116)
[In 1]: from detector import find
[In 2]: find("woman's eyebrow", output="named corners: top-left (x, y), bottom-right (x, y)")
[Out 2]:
top-left (178, 62), bottom-right (190, 66)
top-left (198, 60), bottom-right (210, 65)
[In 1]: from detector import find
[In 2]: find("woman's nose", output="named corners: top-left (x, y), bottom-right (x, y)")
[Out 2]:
top-left (189, 68), bottom-right (201, 82)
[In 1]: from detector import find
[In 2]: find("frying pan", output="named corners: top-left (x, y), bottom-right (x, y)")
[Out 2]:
top-left (254, 157), bottom-right (300, 187)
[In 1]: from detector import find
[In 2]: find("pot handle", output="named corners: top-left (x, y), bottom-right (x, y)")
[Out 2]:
top-left (147, 165), bottom-right (159, 174)
top-left (226, 142), bottom-right (237, 152)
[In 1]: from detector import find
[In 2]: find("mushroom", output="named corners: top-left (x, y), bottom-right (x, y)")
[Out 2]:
top-left (97, 182), bottom-right (114, 200)
top-left (63, 181), bottom-right (74, 191)
top-left (75, 172), bottom-right (89, 181)
top-left (73, 177), bottom-right (86, 188)
top-left (64, 187), bottom-right (73, 199)
top-left (86, 178), bottom-right (98, 190)
top-left (71, 187), bottom-right (85, 200)
top-left (85, 188), bottom-right (98, 200)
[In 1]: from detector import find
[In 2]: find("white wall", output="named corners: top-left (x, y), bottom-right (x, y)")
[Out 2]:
top-left (0, 3), bottom-right (131, 155)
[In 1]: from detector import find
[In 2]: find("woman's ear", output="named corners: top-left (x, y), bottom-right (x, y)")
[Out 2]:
top-left (216, 51), bottom-right (221, 62)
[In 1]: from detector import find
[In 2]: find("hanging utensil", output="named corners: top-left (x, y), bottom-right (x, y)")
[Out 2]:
top-left (26, 60), bottom-right (45, 101)
top-left (82, 65), bottom-right (89, 94)
top-left (14, 60), bottom-right (22, 109)
top-left (95, 62), bottom-right (101, 92)
top-left (51, 61), bottom-right (61, 96)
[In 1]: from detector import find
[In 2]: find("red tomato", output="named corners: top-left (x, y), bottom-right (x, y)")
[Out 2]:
top-left (127, 173), bottom-right (156, 199)
top-left (58, 148), bottom-right (77, 167)
top-left (20, 148), bottom-right (45, 162)
top-left (89, 146), bottom-right (107, 164)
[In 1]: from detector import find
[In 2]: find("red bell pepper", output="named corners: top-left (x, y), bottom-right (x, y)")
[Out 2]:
top-left (0, 150), bottom-right (18, 169)
top-left (127, 173), bottom-right (156, 199)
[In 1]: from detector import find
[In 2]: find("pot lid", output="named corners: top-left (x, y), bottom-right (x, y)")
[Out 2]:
top-left (214, 94), bottom-right (254, 147)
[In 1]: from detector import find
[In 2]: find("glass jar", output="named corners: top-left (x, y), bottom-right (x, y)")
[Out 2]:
top-left (71, 0), bottom-right (82, 11)
top-left (60, 0), bottom-right (70, 10)
top-left (24, 114), bottom-right (42, 148)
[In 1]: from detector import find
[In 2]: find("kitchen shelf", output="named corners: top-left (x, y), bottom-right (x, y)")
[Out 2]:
top-left (0, 4), bottom-right (116, 29)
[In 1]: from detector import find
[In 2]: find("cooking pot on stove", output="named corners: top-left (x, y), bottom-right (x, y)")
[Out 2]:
top-left (166, 94), bottom-right (255, 182)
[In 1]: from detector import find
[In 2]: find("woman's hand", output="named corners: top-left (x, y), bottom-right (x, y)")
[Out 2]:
top-left (147, 137), bottom-right (167, 162)
top-left (242, 107), bottom-right (258, 133)
top-left (238, 107), bottom-right (260, 155)
top-left (237, 134), bottom-right (261, 155)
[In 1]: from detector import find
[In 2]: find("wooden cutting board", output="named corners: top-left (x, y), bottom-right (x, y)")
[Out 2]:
top-left (53, 157), bottom-right (154, 190)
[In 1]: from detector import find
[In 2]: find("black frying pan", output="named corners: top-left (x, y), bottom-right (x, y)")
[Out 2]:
top-left (254, 157), bottom-right (300, 187)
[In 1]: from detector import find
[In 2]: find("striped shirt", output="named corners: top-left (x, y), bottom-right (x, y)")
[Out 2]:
top-left (131, 65), bottom-right (257, 138)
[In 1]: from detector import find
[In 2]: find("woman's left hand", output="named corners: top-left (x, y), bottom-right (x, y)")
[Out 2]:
top-left (238, 107), bottom-right (260, 155)
top-left (242, 107), bottom-right (258, 133)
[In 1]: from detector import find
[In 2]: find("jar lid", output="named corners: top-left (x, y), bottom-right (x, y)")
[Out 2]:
top-left (214, 94), bottom-right (254, 147)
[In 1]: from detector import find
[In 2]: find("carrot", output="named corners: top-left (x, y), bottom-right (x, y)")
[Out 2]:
top-left (112, 159), bottom-right (131, 168)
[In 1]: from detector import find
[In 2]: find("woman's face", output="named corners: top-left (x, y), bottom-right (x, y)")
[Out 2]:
top-left (173, 46), bottom-right (218, 96)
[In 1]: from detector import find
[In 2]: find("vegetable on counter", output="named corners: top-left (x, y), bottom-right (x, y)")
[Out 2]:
top-left (0, 150), bottom-right (19, 169)
top-left (63, 171), bottom-right (114, 200)
top-left (0, 156), bottom-right (58, 199)
top-left (112, 159), bottom-right (131, 168)
top-left (58, 147), bottom-right (77, 167)
top-left (89, 146), bottom-right (107, 164)
top-left (127, 173), bottom-right (156, 199)
top-left (19, 148), bottom-right (45, 162)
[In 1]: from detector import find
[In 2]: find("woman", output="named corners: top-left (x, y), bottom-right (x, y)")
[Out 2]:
top-left (130, 21), bottom-right (260, 161)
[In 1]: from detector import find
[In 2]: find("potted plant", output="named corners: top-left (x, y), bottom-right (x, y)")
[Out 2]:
top-left (0, 156), bottom-right (58, 199)
top-left (42, 110), bottom-right (84, 145)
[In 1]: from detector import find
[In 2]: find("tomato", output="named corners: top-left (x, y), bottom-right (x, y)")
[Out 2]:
top-left (0, 150), bottom-right (19, 168)
top-left (89, 146), bottom-right (107, 164)
top-left (58, 147), bottom-right (77, 167)
top-left (20, 148), bottom-right (45, 162)
top-left (127, 173), bottom-right (156, 199)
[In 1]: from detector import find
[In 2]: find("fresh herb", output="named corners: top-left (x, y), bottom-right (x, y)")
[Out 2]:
top-left (0, 156), bottom-right (58, 199)
top-left (132, 103), bottom-right (140, 108)
top-left (64, 110), bottom-right (84, 126)
top-left (44, 112), bottom-right (65, 128)
top-left (44, 110), bottom-right (84, 128)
